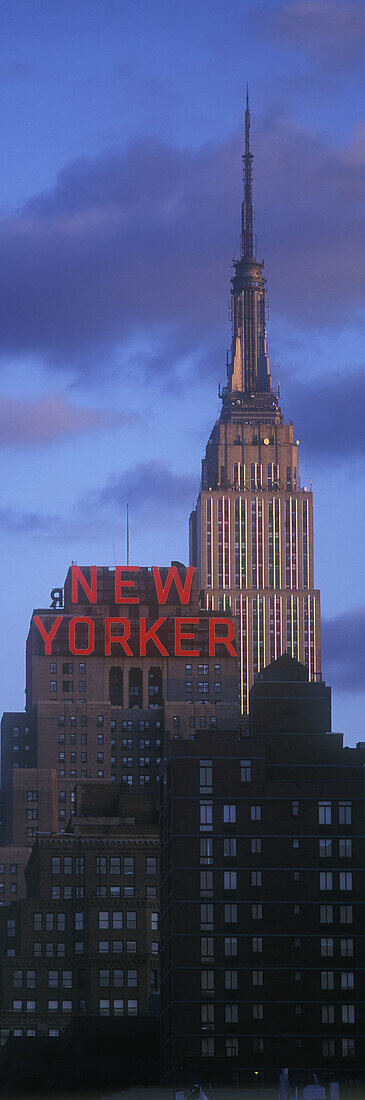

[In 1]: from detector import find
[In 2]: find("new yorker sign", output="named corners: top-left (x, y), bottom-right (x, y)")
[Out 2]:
top-left (34, 565), bottom-right (237, 659)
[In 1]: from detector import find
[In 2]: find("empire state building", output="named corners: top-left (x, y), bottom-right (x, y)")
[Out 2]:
top-left (189, 93), bottom-right (321, 713)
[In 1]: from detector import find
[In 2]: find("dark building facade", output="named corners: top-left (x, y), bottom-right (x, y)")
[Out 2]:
top-left (0, 786), bottom-right (159, 1044)
top-left (160, 657), bottom-right (365, 1085)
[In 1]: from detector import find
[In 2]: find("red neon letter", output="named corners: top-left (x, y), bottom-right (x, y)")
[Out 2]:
top-left (175, 617), bottom-right (199, 657)
top-left (115, 566), bottom-right (140, 604)
top-left (69, 617), bottom-right (95, 656)
top-left (208, 617), bottom-right (237, 657)
top-left (140, 617), bottom-right (168, 657)
top-left (153, 565), bottom-right (194, 605)
top-left (71, 565), bottom-right (97, 604)
top-left (33, 615), bottom-right (63, 655)
top-left (105, 617), bottom-right (133, 656)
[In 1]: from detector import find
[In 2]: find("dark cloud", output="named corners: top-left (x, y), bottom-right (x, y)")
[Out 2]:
top-left (0, 120), bottom-right (364, 374)
top-left (85, 462), bottom-right (198, 516)
top-left (280, 366), bottom-right (365, 460)
top-left (322, 606), bottom-right (365, 692)
top-left (0, 394), bottom-right (133, 446)
top-left (0, 462), bottom-right (198, 541)
top-left (255, 1), bottom-right (365, 64)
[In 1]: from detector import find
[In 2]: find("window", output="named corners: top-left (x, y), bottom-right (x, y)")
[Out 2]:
top-left (292, 801), bottom-right (299, 816)
top-left (340, 872), bottom-right (352, 891)
top-left (200, 904), bottom-right (214, 930)
top-left (318, 801), bottom-right (331, 825)
top-left (339, 838), bottom-right (352, 858)
top-left (251, 871), bottom-right (262, 887)
top-left (319, 839), bottom-right (332, 858)
top-left (341, 971), bottom-right (354, 990)
top-left (226, 1037), bottom-right (238, 1057)
top-left (342, 1004), bottom-right (355, 1024)
top-left (200, 761), bottom-right (212, 790)
top-left (251, 838), bottom-right (262, 854)
top-left (321, 937), bottom-right (334, 957)
top-left (224, 936), bottom-right (237, 957)
top-left (320, 904), bottom-right (333, 924)
top-left (110, 857), bottom-right (121, 875)
top-left (251, 805), bottom-right (261, 821)
top-left (200, 802), bottom-right (213, 831)
top-left (251, 904), bottom-right (263, 919)
top-left (253, 1003), bottom-right (263, 1019)
top-left (52, 857), bottom-right (61, 875)
top-left (12, 970), bottom-right (23, 988)
top-left (320, 871), bottom-right (333, 890)
top-left (200, 871), bottom-right (213, 896)
top-left (99, 912), bottom-right (109, 930)
top-left (322, 1039), bottom-right (335, 1057)
top-left (201, 970), bottom-right (214, 993)
top-left (322, 1005), bottom-right (335, 1023)
top-left (223, 804), bottom-right (236, 824)
top-left (240, 759), bottom-right (251, 783)
top-left (342, 1038), bottom-right (355, 1057)
top-left (224, 871), bottom-right (237, 891)
top-left (252, 937), bottom-right (263, 953)
top-left (321, 971), bottom-right (334, 990)
top-left (74, 912), bottom-right (84, 931)
top-left (200, 838), bottom-right (213, 865)
top-left (201, 1003), bottom-right (214, 1029)
top-left (341, 938), bottom-right (354, 958)
top-left (201, 936), bottom-right (214, 960)
top-left (146, 857), bottom-right (157, 875)
top-left (339, 802), bottom-right (352, 825)
top-left (340, 905), bottom-right (353, 924)
top-left (126, 912), bottom-right (137, 929)
top-left (224, 904), bottom-right (237, 923)
top-left (121, 857), bottom-right (133, 876)
top-left (224, 838), bottom-right (236, 857)
top-left (225, 970), bottom-right (238, 990)
top-left (252, 970), bottom-right (263, 986)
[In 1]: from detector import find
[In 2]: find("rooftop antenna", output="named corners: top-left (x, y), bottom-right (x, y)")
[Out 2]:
top-left (126, 503), bottom-right (130, 566)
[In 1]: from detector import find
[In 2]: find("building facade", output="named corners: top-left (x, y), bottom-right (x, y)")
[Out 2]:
top-left (160, 657), bottom-right (365, 1084)
top-left (190, 95), bottom-right (321, 712)
top-left (1, 563), bottom-right (238, 855)
top-left (0, 787), bottom-right (159, 1044)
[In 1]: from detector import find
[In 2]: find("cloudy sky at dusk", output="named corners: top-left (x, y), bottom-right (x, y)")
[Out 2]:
top-left (0, 0), bottom-right (364, 741)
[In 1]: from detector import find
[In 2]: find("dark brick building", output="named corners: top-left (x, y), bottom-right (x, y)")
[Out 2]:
top-left (0, 786), bottom-right (159, 1044)
top-left (160, 656), bottom-right (365, 1085)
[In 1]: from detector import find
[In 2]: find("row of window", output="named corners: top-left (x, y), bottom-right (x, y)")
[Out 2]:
top-left (201, 869), bottom-right (354, 889)
top-left (199, 801), bottom-right (353, 827)
top-left (200, 969), bottom-right (356, 991)
top-left (199, 837), bottom-right (354, 859)
top-left (51, 662), bottom-right (221, 676)
top-left (49, 884), bottom-right (158, 899)
top-left (50, 855), bottom-right (156, 876)
top-left (200, 1037), bottom-right (356, 1058)
top-left (199, 1002), bottom-right (355, 1025)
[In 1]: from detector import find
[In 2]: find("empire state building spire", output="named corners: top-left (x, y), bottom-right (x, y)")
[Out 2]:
top-left (224, 90), bottom-right (274, 408)
top-left (241, 85), bottom-right (254, 259)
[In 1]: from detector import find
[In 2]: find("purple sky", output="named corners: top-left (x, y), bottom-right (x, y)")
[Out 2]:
top-left (0, 0), bottom-right (364, 742)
